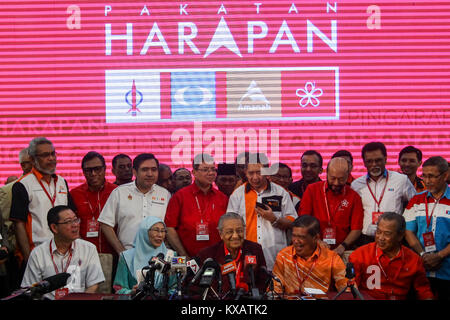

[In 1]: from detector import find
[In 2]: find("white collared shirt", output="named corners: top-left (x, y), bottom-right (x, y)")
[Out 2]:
top-left (98, 181), bottom-right (170, 249)
top-left (21, 238), bottom-right (105, 300)
top-left (351, 170), bottom-right (416, 235)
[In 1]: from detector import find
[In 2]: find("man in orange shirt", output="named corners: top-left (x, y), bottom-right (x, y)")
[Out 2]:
top-left (272, 215), bottom-right (347, 296)
top-left (349, 212), bottom-right (433, 300)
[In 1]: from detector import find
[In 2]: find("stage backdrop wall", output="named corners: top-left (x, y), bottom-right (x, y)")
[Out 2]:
top-left (1, 0), bottom-right (449, 187)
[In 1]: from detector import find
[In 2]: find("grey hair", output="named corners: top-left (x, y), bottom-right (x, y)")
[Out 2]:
top-left (377, 212), bottom-right (406, 235)
top-left (19, 148), bottom-right (29, 162)
top-left (217, 212), bottom-right (245, 232)
top-left (28, 137), bottom-right (53, 158)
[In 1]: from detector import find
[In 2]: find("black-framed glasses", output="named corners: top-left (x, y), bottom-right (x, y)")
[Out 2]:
top-left (149, 228), bottom-right (167, 234)
top-left (83, 166), bottom-right (105, 175)
top-left (56, 218), bottom-right (80, 225)
top-left (35, 151), bottom-right (57, 158)
top-left (422, 172), bottom-right (444, 180)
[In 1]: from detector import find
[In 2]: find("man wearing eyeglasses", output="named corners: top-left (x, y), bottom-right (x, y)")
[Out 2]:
top-left (351, 142), bottom-right (416, 246)
top-left (10, 137), bottom-right (75, 271)
top-left (404, 156), bottom-right (450, 300)
top-left (70, 152), bottom-right (117, 254)
top-left (21, 205), bottom-right (104, 300)
top-left (288, 150), bottom-right (323, 200)
top-left (98, 153), bottom-right (171, 253)
top-left (165, 154), bottom-right (228, 259)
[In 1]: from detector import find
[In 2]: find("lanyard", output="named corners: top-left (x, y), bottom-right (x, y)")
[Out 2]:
top-left (376, 246), bottom-right (403, 283)
top-left (323, 183), bottom-right (345, 227)
top-left (366, 172), bottom-right (389, 211)
top-left (425, 193), bottom-right (441, 231)
top-left (224, 245), bottom-right (243, 286)
top-left (49, 241), bottom-right (73, 274)
top-left (86, 191), bottom-right (101, 218)
top-left (194, 194), bottom-right (214, 224)
top-left (294, 247), bottom-right (319, 292)
top-left (37, 177), bottom-right (57, 207)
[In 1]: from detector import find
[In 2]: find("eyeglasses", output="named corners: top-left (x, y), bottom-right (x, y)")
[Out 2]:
top-left (35, 151), bottom-right (57, 158)
top-left (56, 218), bottom-right (80, 225)
top-left (222, 228), bottom-right (245, 237)
top-left (196, 167), bottom-right (217, 173)
top-left (422, 173), bottom-right (444, 180)
top-left (83, 166), bottom-right (105, 175)
top-left (149, 228), bottom-right (167, 234)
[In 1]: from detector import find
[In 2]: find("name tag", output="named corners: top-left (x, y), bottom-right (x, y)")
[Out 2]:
top-left (372, 212), bottom-right (383, 225)
top-left (196, 223), bottom-right (209, 241)
top-left (423, 232), bottom-right (436, 253)
top-left (323, 227), bottom-right (336, 245)
top-left (86, 218), bottom-right (99, 238)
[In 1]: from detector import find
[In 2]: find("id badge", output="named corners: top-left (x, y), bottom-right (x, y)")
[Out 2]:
top-left (196, 223), bottom-right (209, 241)
top-left (86, 218), bottom-right (99, 238)
top-left (54, 287), bottom-right (69, 300)
top-left (323, 227), bottom-right (336, 245)
top-left (372, 212), bottom-right (383, 225)
top-left (422, 232), bottom-right (436, 253)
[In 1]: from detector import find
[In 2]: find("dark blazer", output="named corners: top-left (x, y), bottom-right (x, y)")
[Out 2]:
top-left (195, 239), bottom-right (268, 296)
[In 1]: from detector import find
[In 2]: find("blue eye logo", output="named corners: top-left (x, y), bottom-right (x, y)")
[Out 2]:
top-left (174, 86), bottom-right (213, 106)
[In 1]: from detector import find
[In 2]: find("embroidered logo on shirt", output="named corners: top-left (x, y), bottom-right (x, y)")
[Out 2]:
top-left (128, 194), bottom-right (132, 200)
top-left (341, 199), bottom-right (349, 208)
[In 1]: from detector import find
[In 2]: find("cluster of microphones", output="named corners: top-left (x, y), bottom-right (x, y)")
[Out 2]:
top-left (131, 251), bottom-right (282, 300)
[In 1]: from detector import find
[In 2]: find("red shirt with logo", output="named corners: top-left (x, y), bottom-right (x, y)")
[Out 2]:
top-left (299, 181), bottom-right (363, 248)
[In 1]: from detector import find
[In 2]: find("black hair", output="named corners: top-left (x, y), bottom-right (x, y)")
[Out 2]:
top-left (301, 150), bottom-right (323, 167)
top-left (361, 142), bottom-right (387, 161)
top-left (81, 151), bottom-right (106, 169)
top-left (398, 146), bottom-right (422, 162)
top-left (292, 215), bottom-right (321, 237)
top-left (133, 153), bottom-right (159, 171)
top-left (112, 153), bottom-right (131, 168)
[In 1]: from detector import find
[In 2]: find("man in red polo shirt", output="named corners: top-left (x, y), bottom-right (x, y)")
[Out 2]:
top-left (70, 151), bottom-right (117, 254)
top-left (349, 212), bottom-right (433, 300)
top-left (299, 157), bottom-right (363, 258)
top-left (165, 154), bottom-right (228, 259)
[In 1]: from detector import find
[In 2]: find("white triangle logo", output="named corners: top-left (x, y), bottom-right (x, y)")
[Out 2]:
top-left (204, 17), bottom-right (242, 58)
top-left (238, 80), bottom-right (271, 110)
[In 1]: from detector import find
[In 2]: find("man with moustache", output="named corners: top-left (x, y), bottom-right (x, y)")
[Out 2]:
top-left (404, 157), bottom-right (450, 300)
top-left (349, 212), bottom-right (433, 300)
top-left (165, 154), bottom-right (228, 259)
top-left (10, 137), bottom-right (75, 267)
top-left (299, 157), bottom-right (363, 259)
top-left (172, 168), bottom-right (192, 193)
top-left (351, 142), bottom-right (416, 245)
top-left (398, 146), bottom-right (425, 193)
top-left (98, 153), bottom-right (170, 253)
top-left (21, 205), bottom-right (104, 300)
top-left (289, 150), bottom-right (323, 199)
top-left (111, 154), bottom-right (133, 186)
top-left (70, 151), bottom-right (117, 254)
top-left (272, 215), bottom-right (347, 296)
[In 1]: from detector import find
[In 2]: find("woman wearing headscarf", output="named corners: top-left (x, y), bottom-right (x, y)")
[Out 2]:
top-left (113, 216), bottom-right (175, 295)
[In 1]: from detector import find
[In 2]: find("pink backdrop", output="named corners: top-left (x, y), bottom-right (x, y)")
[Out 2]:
top-left (0, 0), bottom-right (449, 187)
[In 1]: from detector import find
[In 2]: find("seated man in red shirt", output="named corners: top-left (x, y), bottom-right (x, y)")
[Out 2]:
top-left (349, 212), bottom-right (434, 300)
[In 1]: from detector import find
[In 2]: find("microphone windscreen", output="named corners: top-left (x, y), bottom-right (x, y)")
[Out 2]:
top-left (42, 272), bottom-right (71, 293)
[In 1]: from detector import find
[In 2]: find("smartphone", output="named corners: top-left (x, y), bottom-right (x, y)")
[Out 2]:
top-left (255, 202), bottom-right (268, 209)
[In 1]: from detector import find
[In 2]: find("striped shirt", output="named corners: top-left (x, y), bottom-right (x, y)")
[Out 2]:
top-left (272, 243), bottom-right (347, 295)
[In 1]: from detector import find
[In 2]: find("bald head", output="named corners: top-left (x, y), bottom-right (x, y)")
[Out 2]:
top-left (327, 157), bottom-right (349, 194)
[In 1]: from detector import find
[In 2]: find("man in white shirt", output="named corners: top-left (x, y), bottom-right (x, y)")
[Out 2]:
top-left (21, 205), bottom-right (104, 300)
top-left (98, 153), bottom-right (170, 253)
top-left (227, 153), bottom-right (297, 270)
top-left (351, 142), bottom-right (416, 245)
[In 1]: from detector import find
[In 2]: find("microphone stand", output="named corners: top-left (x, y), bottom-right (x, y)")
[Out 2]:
top-left (201, 286), bottom-right (221, 300)
top-left (333, 278), bottom-right (364, 300)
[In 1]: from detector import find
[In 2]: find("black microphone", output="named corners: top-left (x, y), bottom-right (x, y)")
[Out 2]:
top-left (244, 255), bottom-right (260, 299)
top-left (345, 262), bottom-right (356, 279)
top-left (221, 254), bottom-right (237, 294)
top-left (190, 257), bottom-right (214, 285)
top-left (30, 273), bottom-right (71, 296)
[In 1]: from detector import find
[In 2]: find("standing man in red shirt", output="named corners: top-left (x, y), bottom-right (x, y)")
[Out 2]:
top-left (70, 151), bottom-right (117, 254)
top-left (299, 157), bottom-right (363, 259)
top-left (165, 154), bottom-right (228, 260)
top-left (349, 212), bottom-right (433, 300)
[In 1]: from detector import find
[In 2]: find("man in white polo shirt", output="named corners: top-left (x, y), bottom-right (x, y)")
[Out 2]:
top-left (227, 153), bottom-right (297, 270)
top-left (10, 137), bottom-right (75, 266)
top-left (351, 142), bottom-right (416, 245)
top-left (21, 205), bottom-right (104, 300)
top-left (98, 153), bottom-right (170, 254)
